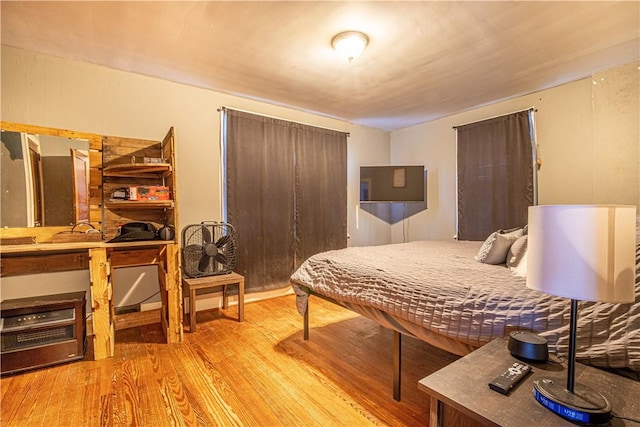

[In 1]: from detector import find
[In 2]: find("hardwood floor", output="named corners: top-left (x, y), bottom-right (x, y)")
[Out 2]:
top-left (1, 294), bottom-right (460, 426)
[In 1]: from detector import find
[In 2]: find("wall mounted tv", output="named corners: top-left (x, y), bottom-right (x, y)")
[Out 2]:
top-left (359, 165), bottom-right (425, 203)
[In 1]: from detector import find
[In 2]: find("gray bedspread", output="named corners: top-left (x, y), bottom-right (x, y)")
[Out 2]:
top-left (290, 240), bottom-right (640, 371)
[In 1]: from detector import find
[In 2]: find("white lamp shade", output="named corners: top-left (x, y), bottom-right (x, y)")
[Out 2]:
top-left (526, 205), bottom-right (636, 303)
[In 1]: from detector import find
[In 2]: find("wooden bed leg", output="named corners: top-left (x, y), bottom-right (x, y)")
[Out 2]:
top-left (430, 396), bottom-right (442, 427)
top-left (393, 330), bottom-right (401, 401)
top-left (303, 304), bottom-right (309, 340)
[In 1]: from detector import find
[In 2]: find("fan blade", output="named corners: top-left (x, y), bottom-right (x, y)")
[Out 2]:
top-left (198, 254), bottom-right (212, 272)
top-left (183, 245), bottom-right (204, 277)
top-left (215, 234), bottom-right (230, 248)
top-left (200, 225), bottom-right (212, 243)
top-left (214, 252), bottom-right (228, 265)
top-left (184, 244), bottom-right (204, 255)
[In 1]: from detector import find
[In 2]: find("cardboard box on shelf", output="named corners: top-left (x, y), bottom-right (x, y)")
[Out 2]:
top-left (129, 186), bottom-right (170, 201)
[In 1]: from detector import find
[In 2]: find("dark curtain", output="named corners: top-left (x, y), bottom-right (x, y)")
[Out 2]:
top-left (225, 109), bottom-right (347, 293)
top-left (456, 110), bottom-right (534, 241)
top-left (295, 127), bottom-right (348, 268)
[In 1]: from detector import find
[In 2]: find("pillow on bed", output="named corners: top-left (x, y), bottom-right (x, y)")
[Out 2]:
top-left (506, 235), bottom-right (528, 268)
top-left (510, 245), bottom-right (528, 277)
top-left (475, 228), bottom-right (524, 265)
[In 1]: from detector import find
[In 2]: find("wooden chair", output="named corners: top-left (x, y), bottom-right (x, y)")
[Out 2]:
top-left (182, 272), bottom-right (245, 332)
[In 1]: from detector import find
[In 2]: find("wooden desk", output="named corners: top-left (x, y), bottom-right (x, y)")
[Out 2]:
top-left (419, 338), bottom-right (640, 427)
top-left (0, 241), bottom-right (183, 360)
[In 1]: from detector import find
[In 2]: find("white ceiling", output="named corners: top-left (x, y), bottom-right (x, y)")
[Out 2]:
top-left (1, 1), bottom-right (639, 131)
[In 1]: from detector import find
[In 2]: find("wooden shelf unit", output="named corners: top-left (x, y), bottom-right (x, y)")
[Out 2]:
top-left (0, 123), bottom-right (184, 361)
top-left (102, 128), bottom-right (179, 240)
top-left (99, 128), bottom-right (182, 353)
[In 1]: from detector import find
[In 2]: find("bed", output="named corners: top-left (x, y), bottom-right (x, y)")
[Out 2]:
top-left (290, 234), bottom-right (640, 398)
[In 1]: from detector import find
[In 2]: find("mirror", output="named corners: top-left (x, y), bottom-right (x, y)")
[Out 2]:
top-left (1, 129), bottom-right (90, 228)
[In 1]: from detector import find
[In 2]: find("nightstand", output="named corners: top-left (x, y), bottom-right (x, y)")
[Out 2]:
top-left (418, 338), bottom-right (640, 427)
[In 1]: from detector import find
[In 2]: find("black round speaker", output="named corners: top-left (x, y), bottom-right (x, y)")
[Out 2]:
top-left (157, 225), bottom-right (175, 241)
top-left (508, 330), bottom-right (548, 362)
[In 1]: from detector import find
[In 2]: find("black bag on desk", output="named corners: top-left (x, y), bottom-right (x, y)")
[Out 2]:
top-left (108, 222), bottom-right (157, 242)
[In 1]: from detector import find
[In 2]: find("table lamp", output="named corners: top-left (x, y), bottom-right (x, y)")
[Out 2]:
top-left (526, 204), bottom-right (636, 424)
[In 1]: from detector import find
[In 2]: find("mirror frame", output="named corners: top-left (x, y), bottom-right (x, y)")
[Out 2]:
top-left (0, 121), bottom-right (103, 243)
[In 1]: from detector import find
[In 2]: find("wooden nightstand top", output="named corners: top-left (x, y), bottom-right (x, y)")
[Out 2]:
top-left (419, 337), bottom-right (640, 427)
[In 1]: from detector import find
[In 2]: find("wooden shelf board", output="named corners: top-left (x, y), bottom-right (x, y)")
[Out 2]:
top-left (103, 163), bottom-right (172, 178)
top-left (105, 200), bottom-right (174, 209)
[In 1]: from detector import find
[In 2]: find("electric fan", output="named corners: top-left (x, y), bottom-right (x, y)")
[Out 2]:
top-left (181, 222), bottom-right (236, 278)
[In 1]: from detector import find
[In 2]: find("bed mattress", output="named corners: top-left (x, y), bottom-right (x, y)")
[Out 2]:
top-left (290, 240), bottom-right (640, 371)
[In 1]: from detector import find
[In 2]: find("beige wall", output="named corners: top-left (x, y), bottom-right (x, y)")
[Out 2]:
top-left (2, 45), bottom-right (637, 307)
top-left (390, 61), bottom-right (639, 243)
top-left (0, 45), bottom-right (390, 308)
top-left (592, 63), bottom-right (640, 205)
top-left (348, 127), bottom-right (394, 245)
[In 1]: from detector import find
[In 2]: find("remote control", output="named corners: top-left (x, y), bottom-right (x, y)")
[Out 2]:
top-left (488, 361), bottom-right (531, 395)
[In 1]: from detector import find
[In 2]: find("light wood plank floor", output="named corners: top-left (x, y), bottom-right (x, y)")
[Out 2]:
top-left (1, 294), bottom-right (460, 426)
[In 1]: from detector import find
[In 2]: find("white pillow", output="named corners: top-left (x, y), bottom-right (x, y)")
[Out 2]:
top-left (475, 228), bottom-right (524, 265)
top-left (506, 235), bottom-right (528, 268)
top-left (510, 245), bottom-right (528, 278)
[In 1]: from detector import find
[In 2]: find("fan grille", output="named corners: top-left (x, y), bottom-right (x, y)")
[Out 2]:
top-left (181, 222), bottom-right (236, 278)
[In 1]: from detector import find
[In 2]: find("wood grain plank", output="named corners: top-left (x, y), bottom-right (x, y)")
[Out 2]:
top-left (0, 226), bottom-right (73, 244)
top-left (6, 368), bottom-right (56, 425)
top-left (161, 243), bottom-right (183, 343)
top-left (114, 308), bottom-right (161, 330)
top-left (89, 168), bottom-right (103, 187)
top-left (0, 295), bottom-right (460, 426)
top-left (162, 127), bottom-right (179, 235)
top-left (90, 248), bottom-right (112, 360)
top-left (89, 150), bottom-right (102, 168)
top-left (0, 252), bottom-right (89, 276)
top-left (0, 121), bottom-right (99, 142)
top-left (38, 363), bottom-right (71, 425)
top-left (103, 140), bottom-right (162, 165)
top-left (109, 248), bottom-right (162, 267)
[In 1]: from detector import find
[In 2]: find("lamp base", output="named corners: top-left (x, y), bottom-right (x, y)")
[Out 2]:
top-left (533, 378), bottom-right (611, 424)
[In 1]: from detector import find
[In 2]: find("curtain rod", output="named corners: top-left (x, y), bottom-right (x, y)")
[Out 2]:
top-left (218, 106), bottom-right (350, 136)
top-left (452, 107), bottom-right (537, 129)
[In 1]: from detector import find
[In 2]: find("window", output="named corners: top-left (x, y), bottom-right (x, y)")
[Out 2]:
top-left (222, 108), bottom-right (348, 292)
top-left (455, 109), bottom-right (537, 240)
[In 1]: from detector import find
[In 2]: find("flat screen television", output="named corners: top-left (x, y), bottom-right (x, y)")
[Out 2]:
top-left (359, 165), bottom-right (425, 203)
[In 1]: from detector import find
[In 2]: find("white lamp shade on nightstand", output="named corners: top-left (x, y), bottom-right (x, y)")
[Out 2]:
top-left (526, 205), bottom-right (636, 304)
top-left (526, 204), bottom-right (636, 424)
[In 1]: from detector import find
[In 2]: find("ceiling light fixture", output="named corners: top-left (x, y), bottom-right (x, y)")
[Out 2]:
top-left (331, 31), bottom-right (369, 62)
